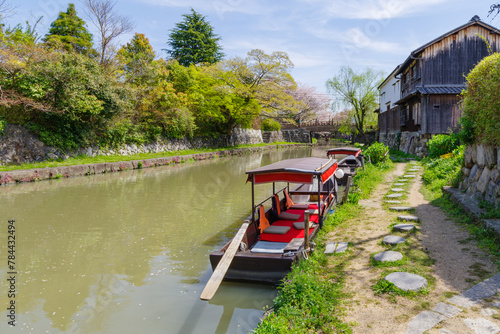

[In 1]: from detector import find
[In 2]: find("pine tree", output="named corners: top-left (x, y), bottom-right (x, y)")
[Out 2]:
top-left (166, 8), bottom-right (224, 66)
top-left (44, 3), bottom-right (95, 55)
top-left (117, 33), bottom-right (158, 86)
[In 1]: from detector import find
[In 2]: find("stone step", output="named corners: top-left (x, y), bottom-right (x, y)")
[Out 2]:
top-left (385, 200), bottom-right (402, 204)
top-left (393, 224), bottom-right (416, 232)
top-left (324, 242), bottom-right (349, 254)
top-left (391, 188), bottom-right (405, 192)
top-left (373, 251), bottom-right (403, 262)
top-left (386, 193), bottom-right (403, 198)
top-left (398, 215), bottom-right (420, 222)
top-left (404, 174), bottom-right (417, 178)
top-left (385, 272), bottom-right (428, 291)
top-left (393, 183), bottom-right (406, 186)
top-left (389, 206), bottom-right (414, 212)
top-left (383, 235), bottom-right (406, 245)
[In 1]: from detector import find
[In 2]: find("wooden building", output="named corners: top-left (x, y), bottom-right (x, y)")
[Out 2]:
top-left (394, 16), bottom-right (500, 135)
top-left (377, 66), bottom-right (401, 136)
top-left (379, 16), bottom-right (500, 154)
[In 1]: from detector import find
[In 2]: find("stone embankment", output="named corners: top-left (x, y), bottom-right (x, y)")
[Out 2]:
top-left (0, 124), bottom-right (312, 166)
top-left (0, 143), bottom-right (313, 185)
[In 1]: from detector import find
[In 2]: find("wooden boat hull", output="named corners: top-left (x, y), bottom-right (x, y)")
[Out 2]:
top-left (209, 207), bottom-right (324, 284)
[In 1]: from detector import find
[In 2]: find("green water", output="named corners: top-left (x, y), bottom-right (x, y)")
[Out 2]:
top-left (0, 146), bottom-right (335, 333)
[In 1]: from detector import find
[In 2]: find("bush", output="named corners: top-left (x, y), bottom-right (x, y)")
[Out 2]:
top-left (461, 53), bottom-right (500, 146)
top-left (364, 142), bottom-right (389, 164)
top-left (261, 118), bottom-right (281, 131)
top-left (422, 145), bottom-right (464, 198)
top-left (427, 134), bottom-right (460, 158)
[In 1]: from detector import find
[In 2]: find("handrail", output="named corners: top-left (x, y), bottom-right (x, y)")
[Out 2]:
top-left (253, 186), bottom-right (289, 212)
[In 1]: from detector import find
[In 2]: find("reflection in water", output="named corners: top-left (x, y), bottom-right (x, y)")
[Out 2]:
top-left (0, 144), bottom-right (339, 333)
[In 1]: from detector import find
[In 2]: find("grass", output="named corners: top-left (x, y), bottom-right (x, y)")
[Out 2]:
top-left (255, 161), bottom-right (393, 334)
top-left (0, 142), bottom-right (302, 172)
top-left (389, 149), bottom-right (420, 162)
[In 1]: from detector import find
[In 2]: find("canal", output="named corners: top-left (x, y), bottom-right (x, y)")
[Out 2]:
top-left (0, 145), bottom-right (335, 334)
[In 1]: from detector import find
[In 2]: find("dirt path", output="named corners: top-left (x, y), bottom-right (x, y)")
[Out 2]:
top-left (327, 162), bottom-right (500, 334)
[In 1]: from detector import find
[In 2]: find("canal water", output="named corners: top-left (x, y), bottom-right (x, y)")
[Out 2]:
top-left (0, 145), bottom-right (336, 334)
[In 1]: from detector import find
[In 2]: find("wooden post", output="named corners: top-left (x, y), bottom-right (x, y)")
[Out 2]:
top-left (304, 211), bottom-right (310, 252)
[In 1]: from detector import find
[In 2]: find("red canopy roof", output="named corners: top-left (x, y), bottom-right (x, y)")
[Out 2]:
top-left (326, 147), bottom-right (362, 157)
top-left (246, 157), bottom-right (338, 185)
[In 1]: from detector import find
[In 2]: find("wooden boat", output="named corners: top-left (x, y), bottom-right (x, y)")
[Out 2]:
top-left (208, 157), bottom-right (339, 284)
top-left (326, 147), bottom-right (365, 185)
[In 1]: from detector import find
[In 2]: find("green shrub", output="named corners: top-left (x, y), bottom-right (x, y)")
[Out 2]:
top-left (461, 52), bottom-right (500, 146)
top-left (0, 117), bottom-right (5, 136)
top-left (422, 145), bottom-right (464, 198)
top-left (364, 142), bottom-right (389, 164)
top-left (427, 134), bottom-right (460, 158)
top-left (261, 118), bottom-right (281, 131)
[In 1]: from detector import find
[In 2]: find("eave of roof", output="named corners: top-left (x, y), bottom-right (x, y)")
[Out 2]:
top-left (246, 157), bottom-right (338, 176)
top-left (378, 64), bottom-right (401, 89)
top-left (395, 85), bottom-right (465, 105)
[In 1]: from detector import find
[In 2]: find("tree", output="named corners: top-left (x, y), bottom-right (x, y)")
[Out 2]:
top-left (117, 33), bottom-right (158, 86)
top-left (166, 8), bottom-right (224, 66)
top-left (222, 49), bottom-right (298, 121)
top-left (0, 0), bottom-right (16, 22)
top-left (81, 0), bottom-right (134, 66)
top-left (326, 66), bottom-right (383, 144)
top-left (286, 83), bottom-right (332, 124)
top-left (43, 3), bottom-right (95, 55)
top-left (166, 60), bottom-right (260, 137)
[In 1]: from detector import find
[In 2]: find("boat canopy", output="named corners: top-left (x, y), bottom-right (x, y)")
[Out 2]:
top-left (246, 157), bottom-right (338, 185)
top-left (326, 147), bottom-right (362, 157)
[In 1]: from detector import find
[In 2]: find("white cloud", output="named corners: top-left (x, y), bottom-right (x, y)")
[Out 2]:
top-left (300, 0), bottom-right (450, 20)
top-left (137, 0), bottom-right (264, 17)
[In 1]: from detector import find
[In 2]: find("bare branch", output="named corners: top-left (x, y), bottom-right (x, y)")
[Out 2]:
top-left (80, 0), bottom-right (134, 66)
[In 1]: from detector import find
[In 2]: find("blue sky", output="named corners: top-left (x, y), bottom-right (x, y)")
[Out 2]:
top-left (3, 0), bottom-right (498, 100)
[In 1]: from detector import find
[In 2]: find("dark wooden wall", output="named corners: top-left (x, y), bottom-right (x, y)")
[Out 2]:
top-left (421, 95), bottom-right (461, 134)
top-left (378, 106), bottom-right (400, 134)
top-left (421, 26), bottom-right (500, 86)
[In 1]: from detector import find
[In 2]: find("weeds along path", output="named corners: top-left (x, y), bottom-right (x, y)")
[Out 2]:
top-left (326, 162), bottom-right (499, 334)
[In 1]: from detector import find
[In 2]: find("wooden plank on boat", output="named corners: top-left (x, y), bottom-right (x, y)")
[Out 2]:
top-left (284, 238), bottom-right (304, 251)
top-left (200, 221), bottom-right (250, 301)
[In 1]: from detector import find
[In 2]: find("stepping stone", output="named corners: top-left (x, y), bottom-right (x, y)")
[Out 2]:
top-left (383, 235), bottom-right (406, 245)
top-left (389, 206), bottom-right (414, 212)
top-left (398, 215), bottom-right (420, 222)
top-left (481, 308), bottom-right (498, 317)
top-left (393, 224), bottom-right (416, 232)
top-left (385, 200), bottom-right (402, 204)
top-left (335, 242), bottom-right (348, 253)
top-left (394, 183), bottom-right (406, 186)
top-left (404, 175), bottom-right (417, 178)
top-left (391, 188), bottom-right (405, 192)
top-left (409, 168), bottom-right (420, 171)
top-left (433, 302), bottom-right (462, 318)
top-left (387, 193), bottom-right (403, 198)
top-left (324, 242), bottom-right (348, 254)
top-left (373, 250), bottom-right (403, 262)
top-left (324, 242), bottom-right (337, 254)
top-left (464, 318), bottom-right (500, 334)
top-left (406, 311), bottom-right (447, 334)
top-left (385, 272), bottom-right (428, 291)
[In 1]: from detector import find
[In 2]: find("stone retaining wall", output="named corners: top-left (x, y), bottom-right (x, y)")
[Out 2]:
top-left (0, 144), bottom-right (314, 185)
top-left (262, 129), bottom-right (311, 144)
top-left (459, 145), bottom-right (500, 205)
top-left (0, 125), bottom-right (264, 165)
top-left (379, 132), bottom-right (432, 158)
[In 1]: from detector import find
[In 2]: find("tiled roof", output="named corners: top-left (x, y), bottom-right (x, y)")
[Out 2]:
top-left (417, 85), bottom-right (465, 95)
